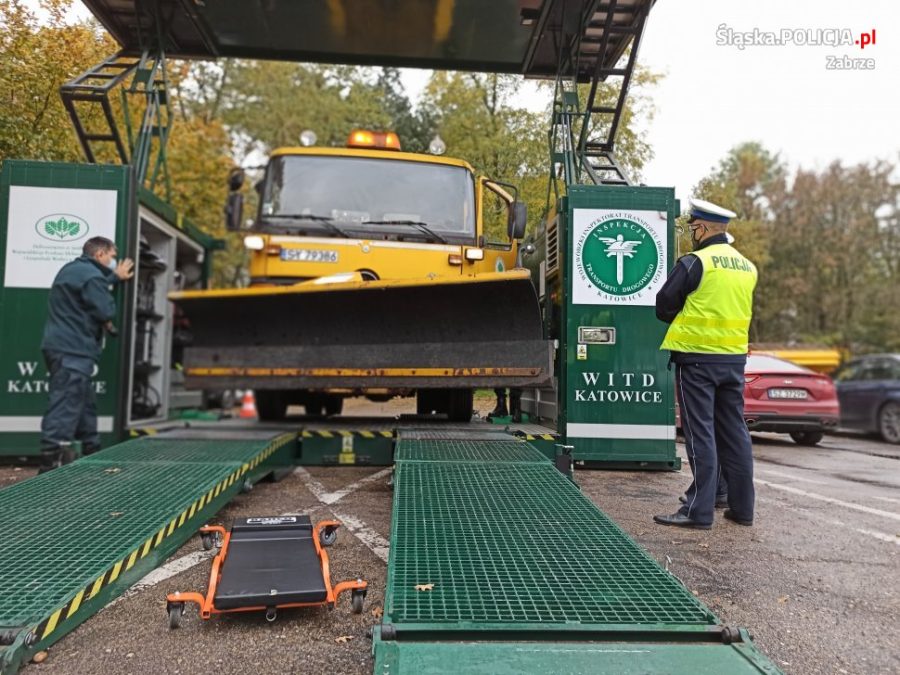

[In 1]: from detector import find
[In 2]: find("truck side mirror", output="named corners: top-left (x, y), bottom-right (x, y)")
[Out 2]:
top-left (225, 192), bottom-right (244, 231)
top-left (228, 169), bottom-right (245, 192)
top-left (508, 201), bottom-right (527, 240)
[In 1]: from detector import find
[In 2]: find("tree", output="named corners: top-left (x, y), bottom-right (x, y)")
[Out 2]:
top-left (693, 141), bottom-right (900, 353)
top-left (0, 0), bottom-right (117, 163)
top-left (691, 142), bottom-right (786, 342)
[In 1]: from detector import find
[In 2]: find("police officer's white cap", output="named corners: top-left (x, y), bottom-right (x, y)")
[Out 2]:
top-left (689, 198), bottom-right (736, 223)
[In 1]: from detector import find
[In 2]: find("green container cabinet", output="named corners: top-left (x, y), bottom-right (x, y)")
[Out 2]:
top-left (559, 186), bottom-right (680, 468)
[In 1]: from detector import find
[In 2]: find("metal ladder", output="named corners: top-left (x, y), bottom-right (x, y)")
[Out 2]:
top-left (59, 49), bottom-right (172, 197)
top-left (538, 0), bottom-right (652, 189)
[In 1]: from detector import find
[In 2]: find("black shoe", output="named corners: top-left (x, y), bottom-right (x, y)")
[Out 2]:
top-left (723, 509), bottom-right (753, 526)
top-left (678, 494), bottom-right (728, 508)
top-left (487, 404), bottom-right (508, 419)
top-left (653, 512), bottom-right (712, 530)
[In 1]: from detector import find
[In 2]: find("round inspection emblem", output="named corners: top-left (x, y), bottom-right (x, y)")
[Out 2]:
top-left (34, 213), bottom-right (89, 242)
top-left (576, 213), bottom-right (663, 300)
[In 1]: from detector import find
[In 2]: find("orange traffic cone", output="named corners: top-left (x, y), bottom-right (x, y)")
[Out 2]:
top-left (239, 390), bottom-right (257, 419)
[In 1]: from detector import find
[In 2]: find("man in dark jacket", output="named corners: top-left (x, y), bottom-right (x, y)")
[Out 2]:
top-left (38, 236), bottom-right (134, 472)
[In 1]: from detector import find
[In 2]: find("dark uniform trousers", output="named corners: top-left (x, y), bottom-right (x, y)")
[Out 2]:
top-left (676, 361), bottom-right (754, 525)
top-left (39, 350), bottom-right (101, 469)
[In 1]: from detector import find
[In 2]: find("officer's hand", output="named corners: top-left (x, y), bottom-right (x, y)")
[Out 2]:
top-left (115, 258), bottom-right (135, 281)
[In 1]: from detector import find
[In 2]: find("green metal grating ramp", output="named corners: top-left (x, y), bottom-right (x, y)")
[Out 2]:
top-left (394, 439), bottom-right (547, 464)
top-left (0, 433), bottom-right (295, 674)
top-left (375, 437), bottom-right (780, 674)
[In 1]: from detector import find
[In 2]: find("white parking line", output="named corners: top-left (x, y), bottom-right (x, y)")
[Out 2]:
top-left (293, 466), bottom-right (392, 504)
top-left (108, 467), bottom-right (393, 601)
top-left (755, 478), bottom-right (900, 522)
top-left (756, 467), bottom-right (830, 486)
top-left (103, 550), bottom-right (215, 610)
top-left (330, 511), bottom-right (390, 562)
top-left (293, 467), bottom-right (393, 561)
top-left (757, 497), bottom-right (900, 546)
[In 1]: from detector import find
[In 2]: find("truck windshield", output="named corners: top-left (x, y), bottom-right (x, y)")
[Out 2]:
top-left (260, 155), bottom-right (476, 241)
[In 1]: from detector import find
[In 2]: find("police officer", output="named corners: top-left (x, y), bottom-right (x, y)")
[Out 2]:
top-left (488, 388), bottom-right (523, 422)
top-left (38, 236), bottom-right (134, 472)
top-left (653, 198), bottom-right (757, 529)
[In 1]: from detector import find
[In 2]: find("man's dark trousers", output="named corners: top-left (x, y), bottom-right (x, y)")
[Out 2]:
top-left (676, 361), bottom-right (754, 525)
top-left (39, 350), bottom-right (100, 470)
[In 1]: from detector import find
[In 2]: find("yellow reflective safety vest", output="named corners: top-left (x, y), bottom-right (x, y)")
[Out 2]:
top-left (660, 243), bottom-right (758, 354)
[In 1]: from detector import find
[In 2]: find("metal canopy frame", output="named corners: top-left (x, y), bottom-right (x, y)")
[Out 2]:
top-left (546, 0), bottom-right (653, 190)
top-left (69, 1), bottom-right (654, 192)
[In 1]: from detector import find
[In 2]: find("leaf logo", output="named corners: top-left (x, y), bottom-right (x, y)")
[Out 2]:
top-left (35, 213), bottom-right (89, 242)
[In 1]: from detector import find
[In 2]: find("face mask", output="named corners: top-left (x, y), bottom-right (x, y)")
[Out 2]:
top-left (107, 257), bottom-right (117, 271)
top-left (690, 225), bottom-right (706, 250)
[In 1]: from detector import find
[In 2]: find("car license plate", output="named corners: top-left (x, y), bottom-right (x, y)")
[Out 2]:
top-left (768, 388), bottom-right (808, 399)
top-left (280, 248), bottom-right (338, 263)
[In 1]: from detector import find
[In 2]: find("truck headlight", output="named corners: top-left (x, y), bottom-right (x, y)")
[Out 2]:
top-left (244, 235), bottom-right (265, 250)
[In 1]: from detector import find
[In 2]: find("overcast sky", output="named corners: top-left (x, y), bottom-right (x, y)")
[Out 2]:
top-left (406, 0), bottom-right (898, 202)
top-left (46, 1), bottom-right (900, 205)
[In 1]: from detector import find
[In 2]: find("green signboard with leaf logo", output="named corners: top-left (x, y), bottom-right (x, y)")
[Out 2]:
top-left (0, 161), bottom-right (132, 457)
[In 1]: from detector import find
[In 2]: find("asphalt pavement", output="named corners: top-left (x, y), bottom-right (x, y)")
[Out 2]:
top-left (3, 401), bottom-right (897, 675)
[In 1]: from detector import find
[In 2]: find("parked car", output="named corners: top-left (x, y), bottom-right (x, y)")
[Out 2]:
top-left (743, 354), bottom-right (840, 445)
top-left (833, 354), bottom-right (900, 444)
top-left (675, 354), bottom-right (841, 446)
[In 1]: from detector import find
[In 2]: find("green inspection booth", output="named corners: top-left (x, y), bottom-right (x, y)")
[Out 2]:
top-left (0, 160), bottom-right (221, 458)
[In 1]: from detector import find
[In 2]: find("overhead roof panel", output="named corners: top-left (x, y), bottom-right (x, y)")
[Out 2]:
top-left (81, 0), bottom-right (654, 79)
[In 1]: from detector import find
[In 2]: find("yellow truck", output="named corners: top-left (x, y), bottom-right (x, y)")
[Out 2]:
top-left (170, 131), bottom-right (552, 421)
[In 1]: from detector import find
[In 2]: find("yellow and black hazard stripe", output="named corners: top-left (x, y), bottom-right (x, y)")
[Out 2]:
top-left (31, 432), bottom-right (294, 643)
top-left (128, 427), bottom-right (159, 438)
top-left (301, 429), bottom-right (393, 439)
top-left (511, 431), bottom-right (558, 441)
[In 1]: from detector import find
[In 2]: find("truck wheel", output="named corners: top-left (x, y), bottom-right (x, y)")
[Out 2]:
top-left (304, 400), bottom-right (325, 417)
top-left (448, 389), bottom-right (473, 423)
top-left (416, 389), bottom-right (444, 416)
top-left (324, 395), bottom-right (343, 417)
top-left (255, 391), bottom-right (287, 421)
top-left (789, 431), bottom-right (824, 446)
top-left (878, 402), bottom-right (900, 444)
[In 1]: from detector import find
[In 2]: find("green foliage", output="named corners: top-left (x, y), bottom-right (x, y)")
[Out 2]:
top-left (693, 143), bottom-right (900, 353)
top-left (0, 0), bottom-right (117, 163)
top-left (420, 72), bottom-right (548, 240)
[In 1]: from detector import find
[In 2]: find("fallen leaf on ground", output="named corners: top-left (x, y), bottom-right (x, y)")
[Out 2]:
top-left (32, 651), bottom-right (48, 664)
top-left (414, 583), bottom-right (435, 591)
top-left (371, 606), bottom-right (383, 618)
top-left (334, 635), bottom-right (354, 644)
top-left (777, 596), bottom-right (789, 603)
top-left (698, 542), bottom-right (710, 549)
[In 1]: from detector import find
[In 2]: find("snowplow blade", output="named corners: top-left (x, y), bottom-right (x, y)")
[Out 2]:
top-left (170, 271), bottom-right (553, 390)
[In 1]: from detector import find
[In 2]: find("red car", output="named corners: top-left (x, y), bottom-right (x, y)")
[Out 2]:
top-left (743, 354), bottom-right (840, 445)
top-left (675, 354), bottom-right (841, 446)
